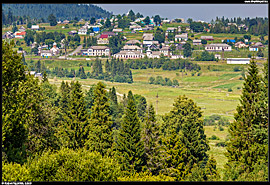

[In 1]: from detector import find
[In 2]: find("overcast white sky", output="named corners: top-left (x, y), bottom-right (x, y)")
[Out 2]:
top-left (94, 4), bottom-right (268, 22)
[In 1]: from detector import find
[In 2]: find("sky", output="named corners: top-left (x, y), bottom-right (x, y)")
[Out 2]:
top-left (94, 4), bottom-right (268, 23)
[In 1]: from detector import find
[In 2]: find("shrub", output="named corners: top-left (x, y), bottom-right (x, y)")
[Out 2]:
top-left (2, 162), bottom-right (31, 181)
top-left (28, 148), bottom-right (121, 181)
top-left (118, 171), bottom-right (175, 181)
top-left (215, 141), bottom-right (226, 147)
top-left (209, 135), bottom-right (220, 140)
top-left (228, 88), bottom-right (233, 92)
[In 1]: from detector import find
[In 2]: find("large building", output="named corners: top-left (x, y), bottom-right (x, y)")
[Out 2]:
top-left (86, 46), bottom-right (110, 56)
top-left (205, 43), bottom-right (232, 52)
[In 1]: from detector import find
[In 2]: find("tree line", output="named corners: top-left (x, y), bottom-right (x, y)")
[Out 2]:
top-left (2, 40), bottom-right (268, 181)
top-left (126, 57), bottom-right (201, 71)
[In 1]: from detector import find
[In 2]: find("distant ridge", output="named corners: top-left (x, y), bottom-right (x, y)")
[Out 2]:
top-left (2, 4), bottom-right (113, 21)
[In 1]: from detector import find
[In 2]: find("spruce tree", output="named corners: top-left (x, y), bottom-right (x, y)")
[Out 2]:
top-left (162, 95), bottom-right (209, 176)
top-left (115, 90), bottom-right (146, 173)
top-left (142, 104), bottom-right (166, 175)
top-left (85, 82), bottom-right (114, 156)
top-left (224, 59), bottom-right (268, 180)
top-left (58, 81), bottom-right (88, 149)
top-left (161, 129), bottom-right (189, 181)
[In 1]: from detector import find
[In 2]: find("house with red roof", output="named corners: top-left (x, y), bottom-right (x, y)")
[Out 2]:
top-left (14, 31), bottom-right (26, 39)
top-left (97, 34), bottom-right (109, 45)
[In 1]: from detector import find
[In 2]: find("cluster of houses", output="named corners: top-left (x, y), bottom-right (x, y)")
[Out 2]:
top-left (2, 16), bottom-right (266, 62)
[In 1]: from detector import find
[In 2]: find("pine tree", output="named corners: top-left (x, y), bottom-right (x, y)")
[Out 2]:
top-left (224, 59), bottom-right (268, 180)
top-left (142, 104), bottom-right (166, 175)
top-left (204, 155), bottom-right (220, 181)
top-left (85, 82), bottom-right (114, 156)
top-left (115, 90), bottom-right (146, 173)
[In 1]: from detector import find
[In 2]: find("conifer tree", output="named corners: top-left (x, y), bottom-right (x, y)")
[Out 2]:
top-left (162, 95), bottom-right (209, 175)
top-left (115, 91), bottom-right (146, 172)
top-left (84, 85), bottom-right (96, 115)
top-left (224, 59), bottom-right (268, 180)
top-left (142, 104), bottom-right (166, 175)
top-left (58, 81), bottom-right (88, 149)
top-left (161, 129), bottom-right (189, 181)
top-left (85, 82), bottom-right (113, 156)
top-left (204, 155), bottom-right (220, 181)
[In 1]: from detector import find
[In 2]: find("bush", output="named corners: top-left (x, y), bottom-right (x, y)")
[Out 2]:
top-left (2, 162), bottom-right (31, 181)
top-left (209, 135), bottom-right (220, 140)
top-left (215, 141), bottom-right (226, 147)
top-left (233, 66), bottom-right (241, 72)
top-left (118, 171), bottom-right (175, 181)
top-left (228, 88), bottom-right (233, 92)
top-left (219, 126), bottom-right (224, 131)
top-left (28, 148), bottom-right (121, 181)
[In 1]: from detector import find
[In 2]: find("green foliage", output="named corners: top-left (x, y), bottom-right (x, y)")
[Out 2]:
top-left (225, 59), bottom-right (268, 181)
top-left (183, 42), bottom-right (192, 58)
top-left (118, 171), bottom-right (175, 181)
top-left (161, 130), bottom-right (189, 180)
top-left (115, 91), bottom-right (146, 173)
top-left (26, 148), bottom-right (121, 181)
top-left (2, 4), bottom-right (112, 22)
top-left (85, 82), bottom-right (113, 156)
top-left (2, 162), bottom-right (31, 181)
top-left (162, 95), bottom-right (210, 176)
top-left (57, 81), bottom-right (88, 149)
top-left (142, 104), bottom-right (166, 175)
top-left (48, 13), bottom-right (57, 26)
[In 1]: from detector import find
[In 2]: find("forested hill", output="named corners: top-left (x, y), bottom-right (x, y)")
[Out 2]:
top-left (2, 4), bottom-right (112, 21)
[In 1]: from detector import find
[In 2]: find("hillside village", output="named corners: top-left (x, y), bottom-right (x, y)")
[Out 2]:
top-left (2, 10), bottom-right (268, 66)
top-left (2, 4), bottom-right (269, 182)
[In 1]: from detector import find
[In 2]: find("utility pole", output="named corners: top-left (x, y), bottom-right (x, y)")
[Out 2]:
top-left (156, 93), bottom-right (159, 115)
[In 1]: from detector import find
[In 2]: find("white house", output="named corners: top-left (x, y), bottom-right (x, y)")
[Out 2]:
top-left (175, 33), bottom-right (188, 42)
top-left (193, 39), bottom-right (202, 45)
top-left (78, 28), bottom-right (87, 35)
top-left (205, 43), bottom-right (232, 52)
top-left (160, 46), bottom-right (170, 56)
top-left (87, 46), bottom-right (110, 56)
top-left (227, 58), bottom-right (250, 64)
top-left (31, 25), bottom-right (39, 30)
top-left (40, 50), bottom-right (52, 58)
top-left (143, 33), bottom-right (155, 46)
top-left (113, 50), bottom-right (144, 59)
top-left (146, 49), bottom-right (162, 59)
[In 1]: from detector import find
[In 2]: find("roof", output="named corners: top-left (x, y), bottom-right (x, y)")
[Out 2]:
top-left (161, 46), bottom-right (170, 50)
top-left (102, 32), bottom-right (115, 36)
top-left (143, 33), bottom-right (154, 41)
top-left (89, 46), bottom-right (109, 50)
top-left (31, 25), bottom-right (39, 29)
top-left (125, 40), bottom-right (142, 45)
top-left (122, 45), bottom-right (142, 50)
top-left (175, 33), bottom-right (188, 38)
top-left (205, 43), bottom-right (230, 47)
top-left (114, 50), bottom-right (142, 55)
top-left (112, 29), bottom-right (123, 32)
top-left (193, 39), bottom-right (201, 42)
top-left (226, 39), bottom-right (235, 42)
top-left (201, 36), bottom-right (214, 39)
top-left (99, 34), bottom-right (109, 39)
top-left (15, 32), bottom-right (26, 35)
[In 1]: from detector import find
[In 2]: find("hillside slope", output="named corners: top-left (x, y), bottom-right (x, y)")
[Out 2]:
top-left (2, 4), bottom-right (112, 21)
